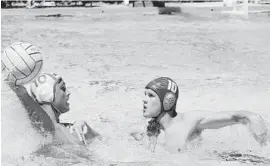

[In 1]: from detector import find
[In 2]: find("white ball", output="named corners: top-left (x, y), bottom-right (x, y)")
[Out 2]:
top-left (2, 42), bottom-right (44, 86)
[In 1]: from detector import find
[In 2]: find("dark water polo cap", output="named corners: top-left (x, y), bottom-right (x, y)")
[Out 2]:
top-left (145, 77), bottom-right (179, 112)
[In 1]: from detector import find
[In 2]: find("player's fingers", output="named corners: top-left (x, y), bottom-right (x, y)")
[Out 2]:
top-left (75, 127), bottom-right (83, 142)
top-left (83, 125), bottom-right (88, 134)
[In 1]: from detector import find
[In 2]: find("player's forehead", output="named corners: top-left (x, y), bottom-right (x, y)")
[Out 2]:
top-left (145, 88), bottom-right (157, 95)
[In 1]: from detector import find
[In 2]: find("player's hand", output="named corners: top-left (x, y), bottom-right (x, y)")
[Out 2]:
top-left (70, 120), bottom-right (89, 145)
top-left (247, 114), bottom-right (268, 147)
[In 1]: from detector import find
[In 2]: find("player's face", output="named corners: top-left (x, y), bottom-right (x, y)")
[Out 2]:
top-left (53, 78), bottom-right (70, 113)
top-left (142, 89), bottom-right (161, 118)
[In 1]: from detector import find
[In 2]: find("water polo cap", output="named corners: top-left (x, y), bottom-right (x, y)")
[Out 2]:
top-left (145, 77), bottom-right (179, 114)
top-left (30, 73), bottom-right (62, 105)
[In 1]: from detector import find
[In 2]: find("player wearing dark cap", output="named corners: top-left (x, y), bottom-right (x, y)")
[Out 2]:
top-left (130, 77), bottom-right (268, 153)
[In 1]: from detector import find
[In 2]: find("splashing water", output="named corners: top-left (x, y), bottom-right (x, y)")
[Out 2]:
top-left (2, 5), bottom-right (270, 166)
top-left (1, 80), bottom-right (52, 164)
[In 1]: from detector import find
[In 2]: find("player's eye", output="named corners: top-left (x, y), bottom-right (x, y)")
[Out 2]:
top-left (61, 85), bottom-right (66, 92)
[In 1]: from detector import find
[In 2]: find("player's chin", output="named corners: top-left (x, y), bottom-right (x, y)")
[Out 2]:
top-left (143, 112), bottom-right (151, 118)
top-left (64, 105), bottom-right (70, 113)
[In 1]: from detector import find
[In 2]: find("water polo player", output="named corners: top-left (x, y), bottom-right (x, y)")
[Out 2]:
top-left (130, 77), bottom-right (268, 153)
top-left (30, 73), bottom-right (101, 145)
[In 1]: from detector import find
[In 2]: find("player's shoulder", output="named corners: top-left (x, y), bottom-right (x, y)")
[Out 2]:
top-left (171, 112), bottom-right (203, 129)
top-left (180, 110), bottom-right (212, 121)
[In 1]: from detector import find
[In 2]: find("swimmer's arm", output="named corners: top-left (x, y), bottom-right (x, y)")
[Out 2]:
top-left (69, 120), bottom-right (102, 142)
top-left (130, 124), bottom-right (145, 141)
top-left (195, 110), bottom-right (254, 130)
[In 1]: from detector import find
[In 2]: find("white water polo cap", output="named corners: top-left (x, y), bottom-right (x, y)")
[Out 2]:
top-left (30, 73), bottom-right (62, 104)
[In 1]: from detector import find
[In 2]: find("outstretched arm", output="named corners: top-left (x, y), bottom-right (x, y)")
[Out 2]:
top-left (195, 110), bottom-right (268, 146)
top-left (196, 110), bottom-right (251, 130)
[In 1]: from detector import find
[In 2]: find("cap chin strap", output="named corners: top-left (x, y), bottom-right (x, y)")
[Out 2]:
top-left (40, 102), bottom-right (62, 123)
top-left (150, 105), bottom-right (175, 132)
top-left (51, 104), bottom-right (62, 123)
top-left (154, 111), bottom-right (166, 129)
top-left (147, 111), bottom-right (166, 137)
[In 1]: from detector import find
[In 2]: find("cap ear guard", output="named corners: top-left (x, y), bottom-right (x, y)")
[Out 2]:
top-left (163, 92), bottom-right (177, 111)
top-left (30, 73), bottom-right (61, 104)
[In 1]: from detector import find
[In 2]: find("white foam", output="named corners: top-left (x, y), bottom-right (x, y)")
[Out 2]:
top-left (1, 80), bottom-right (51, 164)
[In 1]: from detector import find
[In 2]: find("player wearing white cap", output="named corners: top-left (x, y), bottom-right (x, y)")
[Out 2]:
top-left (30, 73), bottom-right (100, 145)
